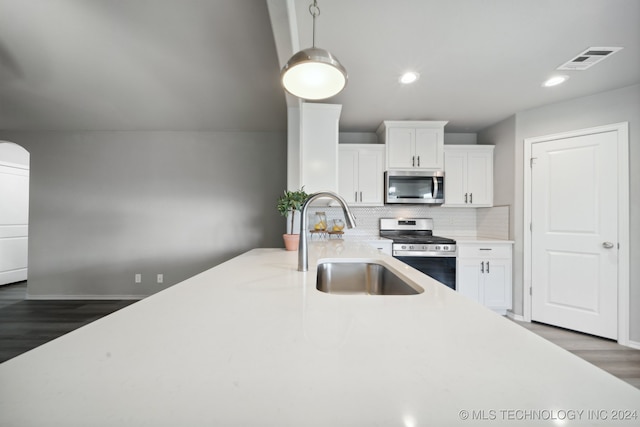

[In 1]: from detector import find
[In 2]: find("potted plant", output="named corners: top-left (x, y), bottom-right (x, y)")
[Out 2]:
top-left (277, 187), bottom-right (310, 251)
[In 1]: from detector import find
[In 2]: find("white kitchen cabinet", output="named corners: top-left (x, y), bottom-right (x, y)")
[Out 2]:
top-left (457, 242), bottom-right (512, 315)
top-left (376, 121), bottom-right (447, 170)
top-left (338, 144), bottom-right (385, 206)
top-left (363, 239), bottom-right (393, 256)
top-left (296, 103), bottom-right (342, 193)
top-left (443, 145), bottom-right (494, 207)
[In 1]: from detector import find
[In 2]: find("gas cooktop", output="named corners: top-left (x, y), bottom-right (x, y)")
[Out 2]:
top-left (379, 218), bottom-right (456, 255)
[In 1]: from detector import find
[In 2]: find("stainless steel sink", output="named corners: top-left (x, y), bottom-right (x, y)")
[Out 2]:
top-left (316, 262), bottom-right (423, 295)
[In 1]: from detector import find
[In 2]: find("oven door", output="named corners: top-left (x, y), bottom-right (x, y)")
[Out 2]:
top-left (394, 255), bottom-right (456, 290)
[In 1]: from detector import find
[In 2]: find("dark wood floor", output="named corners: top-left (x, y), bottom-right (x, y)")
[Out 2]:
top-left (0, 281), bottom-right (136, 363)
top-left (1, 282), bottom-right (639, 390)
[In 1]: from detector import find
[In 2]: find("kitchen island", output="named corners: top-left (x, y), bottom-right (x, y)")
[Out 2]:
top-left (1, 241), bottom-right (638, 426)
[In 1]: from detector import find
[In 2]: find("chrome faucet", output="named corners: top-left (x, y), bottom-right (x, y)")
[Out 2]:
top-left (298, 191), bottom-right (356, 272)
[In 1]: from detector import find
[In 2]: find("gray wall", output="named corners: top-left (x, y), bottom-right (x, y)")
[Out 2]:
top-left (0, 131), bottom-right (287, 298)
top-left (478, 116), bottom-right (516, 210)
top-left (480, 84), bottom-right (640, 341)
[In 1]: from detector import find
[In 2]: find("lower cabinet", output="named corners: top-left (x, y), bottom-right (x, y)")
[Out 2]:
top-left (363, 239), bottom-right (392, 256)
top-left (457, 242), bottom-right (512, 315)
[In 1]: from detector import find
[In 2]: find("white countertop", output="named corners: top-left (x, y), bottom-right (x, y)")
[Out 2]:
top-left (448, 236), bottom-right (515, 244)
top-left (1, 242), bottom-right (638, 426)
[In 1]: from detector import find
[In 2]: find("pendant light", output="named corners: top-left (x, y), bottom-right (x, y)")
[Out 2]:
top-left (280, 0), bottom-right (347, 100)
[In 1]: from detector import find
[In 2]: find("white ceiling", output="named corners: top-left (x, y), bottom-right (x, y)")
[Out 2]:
top-left (1, 0), bottom-right (638, 133)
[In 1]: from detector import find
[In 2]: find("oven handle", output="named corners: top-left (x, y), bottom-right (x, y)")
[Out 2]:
top-left (393, 251), bottom-right (456, 258)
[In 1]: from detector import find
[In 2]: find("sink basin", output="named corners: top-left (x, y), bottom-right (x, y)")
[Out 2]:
top-left (316, 262), bottom-right (423, 295)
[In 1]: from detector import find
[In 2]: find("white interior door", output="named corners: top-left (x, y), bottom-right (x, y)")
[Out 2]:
top-left (531, 131), bottom-right (618, 339)
top-left (0, 162), bottom-right (29, 286)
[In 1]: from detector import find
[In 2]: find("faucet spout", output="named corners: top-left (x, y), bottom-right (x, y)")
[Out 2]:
top-left (298, 191), bottom-right (356, 272)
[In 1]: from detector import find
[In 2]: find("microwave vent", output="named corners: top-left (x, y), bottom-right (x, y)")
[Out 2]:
top-left (557, 47), bottom-right (623, 70)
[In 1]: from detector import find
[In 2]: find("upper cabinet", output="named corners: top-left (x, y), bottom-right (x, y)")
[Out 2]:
top-left (295, 103), bottom-right (342, 193)
top-left (443, 145), bottom-right (494, 207)
top-left (338, 144), bottom-right (385, 206)
top-left (376, 121), bottom-right (448, 170)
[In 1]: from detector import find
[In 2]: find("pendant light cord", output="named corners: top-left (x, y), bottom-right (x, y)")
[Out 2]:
top-left (309, 0), bottom-right (320, 48)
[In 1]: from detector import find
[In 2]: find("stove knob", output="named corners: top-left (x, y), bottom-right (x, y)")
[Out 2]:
top-left (435, 245), bottom-right (441, 250)
top-left (401, 245), bottom-right (407, 250)
top-left (409, 245), bottom-right (414, 250)
top-left (443, 245), bottom-right (449, 251)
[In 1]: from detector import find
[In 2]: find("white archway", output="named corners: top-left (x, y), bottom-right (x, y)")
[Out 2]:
top-left (0, 141), bottom-right (30, 286)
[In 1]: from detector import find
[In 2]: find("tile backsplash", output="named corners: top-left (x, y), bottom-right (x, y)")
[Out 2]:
top-left (317, 206), bottom-right (472, 238)
top-left (477, 205), bottom-right (510, 240)
top-left (314, 204), bottom-right (510, 240)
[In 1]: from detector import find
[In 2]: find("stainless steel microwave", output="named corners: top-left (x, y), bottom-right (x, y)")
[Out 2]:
top-left (384, 170), bottom-right (445, 204)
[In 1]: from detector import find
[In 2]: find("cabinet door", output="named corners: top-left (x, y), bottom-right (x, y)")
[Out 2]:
top-left (443, 150), bottom-right (467, 205)
top-left (338, 148), bottom-right (359, 204)
top-left (466, 151), bottom-right (493, 206)
top-left (414, 128), bottom-right (442, 169)
top-left (482, 259), bottom-right (511, 310)
top-left (457, 259), bottom-right (482, 303)
top-left (387, 128), bottom-right (414, 169)
top-left (357, 148), bottom-right (385, 205)
top-left (300, 104), bottom-right (341, 193)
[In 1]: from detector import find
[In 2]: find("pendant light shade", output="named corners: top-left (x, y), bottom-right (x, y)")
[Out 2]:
top-left (281, 47), bottom-right (347, 100)
top-left (280, 1), bottom-right (347, 100)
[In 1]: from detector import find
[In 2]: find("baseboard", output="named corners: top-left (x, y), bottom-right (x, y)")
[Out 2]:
top-left (26, 294), bottom-right (146, 301)
top-left (0, 268), bottom-right (28, 286)
top-left (626, 340), bottom-right (640, 350)
top-left (506, 311), bottom-right (525, 322)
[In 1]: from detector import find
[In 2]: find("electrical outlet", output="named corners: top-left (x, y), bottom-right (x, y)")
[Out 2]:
top-left (157, 274), bottom-right (163, 284)
top-left (135, 274), bottom-right (142, 283)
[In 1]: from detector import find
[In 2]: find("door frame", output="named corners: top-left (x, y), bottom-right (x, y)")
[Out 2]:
top-left (523, 122), bottom-right (630, 346)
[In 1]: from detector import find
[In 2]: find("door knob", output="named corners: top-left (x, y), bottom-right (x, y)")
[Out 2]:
top-left (602, 242), bottom-right (615, 249)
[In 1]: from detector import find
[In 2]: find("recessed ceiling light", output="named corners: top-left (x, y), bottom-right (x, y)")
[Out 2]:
top-left (399, 71), bottom-right (420, 84)
top-left (543, 75), bottom-right (569, 87)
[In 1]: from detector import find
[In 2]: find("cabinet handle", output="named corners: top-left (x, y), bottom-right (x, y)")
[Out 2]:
top-left (487, 261), bottom-right (490, 274)
top-left (465, 193), bottom-right (468, 203)
top-left (412, 156), bottom-right (415, 167)
top-left (355, 191), bottom-right (358, 202)
top-left (359, 191), bottom-right (363, 202)
top-left (470, 193), bottom-right (473, 204)
top-left (417, 156), bottom-right (420, 167)
top-left (481, 261), bottom-right (485, 273)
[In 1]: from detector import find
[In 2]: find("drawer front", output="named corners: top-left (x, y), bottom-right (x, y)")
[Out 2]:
top-left (457, 244), bottom-right (511, 259)
top-left (366, 240), bottom-right (393, 256)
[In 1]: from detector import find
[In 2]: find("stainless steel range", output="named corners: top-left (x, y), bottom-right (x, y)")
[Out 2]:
top-left (380, 218), bottom-right (457, 290)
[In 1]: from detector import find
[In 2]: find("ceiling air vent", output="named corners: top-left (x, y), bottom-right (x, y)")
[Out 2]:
top-left (557, 47), bottom-right (623, 70)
